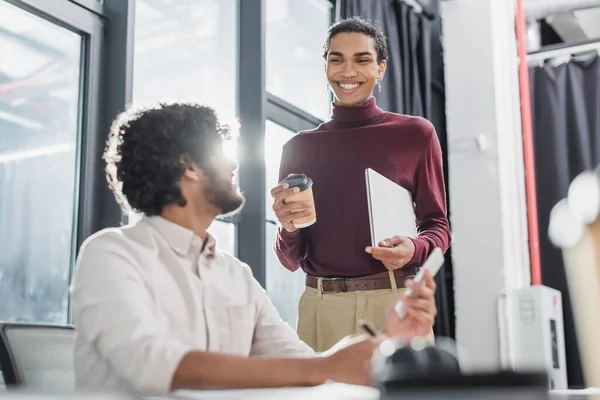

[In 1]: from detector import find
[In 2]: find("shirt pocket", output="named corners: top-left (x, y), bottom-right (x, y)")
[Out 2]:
top-left (215, 305), bottom-right (256, 356)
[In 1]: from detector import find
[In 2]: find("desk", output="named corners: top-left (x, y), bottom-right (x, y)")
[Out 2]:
top-left (172, 385), bottom-right (600, 400)
top-left (0, 385), bottom-right (598, 400)
top-left (173, 383), bottom-right (379, 400)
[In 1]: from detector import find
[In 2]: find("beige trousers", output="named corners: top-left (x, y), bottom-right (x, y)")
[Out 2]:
top-left (297, 271), bottom-right (433, 352)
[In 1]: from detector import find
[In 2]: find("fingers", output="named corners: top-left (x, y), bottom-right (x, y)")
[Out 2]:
top-left (423, 270), bottom-right (437, 292)
top-left (405, 271), bottom-right (436, 295)
top-left (270, 183), bottom-right (289, 198)
top-left (400, 286), bottom-right (437, 328)
top-left (398, 296), bottom-right (431, 313)
top-left (365, 246), bottom-right (395, 257)
top-left (379, 235), bottom-right (405, 247)
top-left (367, 248), bottom-right (409, 267)
top-left (405, 278), bottom-right (435, 301)
top-left (361, 336), bottom-right (384, 354)
top-left (274, 199), bottom-right (311, 214)
top-left (274, 198), bottom-right (312, 226)
top-left (270, 173), bottom-right (299, 197)
top-left (272, 186), bottom-right (300, 207)
top-left (366, 243), bottom-right (412, 259)
top-left (407, 306), bottom-right (436, 327)
top-left (275, 207), bottom-right (312, 225)
top-left (366, 246), bottom-right (408, 270)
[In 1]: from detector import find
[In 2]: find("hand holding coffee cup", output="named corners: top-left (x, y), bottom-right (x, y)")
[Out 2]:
top-left (270, 174), bottom-right (317, 232)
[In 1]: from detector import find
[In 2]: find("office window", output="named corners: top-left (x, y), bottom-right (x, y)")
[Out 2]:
top-left (133, 0), bottom-right (236, 117)
top-left (0, 1), bottom-right (83, 323)
top-left (264, 121), bottom-right (305, 327)
top-left (266, 0), bottom-right (333, 120)
top-left (133, 0), bottom-right (237, 255)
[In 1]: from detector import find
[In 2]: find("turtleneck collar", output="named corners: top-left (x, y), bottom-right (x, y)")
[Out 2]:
top-left (330, 96), bottom-right (384, 123)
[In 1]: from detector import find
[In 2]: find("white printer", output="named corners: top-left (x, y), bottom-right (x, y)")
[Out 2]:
top-left (498, 285), bottom-right (568, 390)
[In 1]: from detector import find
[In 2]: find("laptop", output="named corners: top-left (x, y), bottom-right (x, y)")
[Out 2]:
top-left (365, 168), bottom-right (417, 247)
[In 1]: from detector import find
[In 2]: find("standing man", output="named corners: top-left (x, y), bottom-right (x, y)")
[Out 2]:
top-left (271, 17), bottom-right (451, 352)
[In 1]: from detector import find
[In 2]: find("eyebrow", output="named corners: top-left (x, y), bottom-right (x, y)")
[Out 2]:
top-left (328, 51), bottom-right (374, 58)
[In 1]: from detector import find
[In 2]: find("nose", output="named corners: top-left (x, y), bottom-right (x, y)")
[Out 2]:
top-left (341, 63), bottom-right (358, 79)
top-left (229, 158), bottom-right (239, 172)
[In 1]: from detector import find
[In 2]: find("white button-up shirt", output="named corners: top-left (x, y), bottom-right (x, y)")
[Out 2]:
top-left (71, 216), bottom-right (314, 395)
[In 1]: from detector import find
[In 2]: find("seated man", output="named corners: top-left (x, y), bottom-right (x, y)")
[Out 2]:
top-left (71, 102), bottom-right (438, 395)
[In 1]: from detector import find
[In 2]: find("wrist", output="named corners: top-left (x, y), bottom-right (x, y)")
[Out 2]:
top-left (280, 224), bottom-right (299, 235)
top-left (406, 237), bottom-right (423, 265)
top-left (284, 225), bottom-right (298, 233)
top-left (306, 358), bottom-right (329, 386)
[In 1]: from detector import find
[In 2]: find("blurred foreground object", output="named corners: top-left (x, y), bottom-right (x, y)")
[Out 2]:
top-left (549, 168), bottom-right (600, 388)
top-left (372, 337), bottom-right (547, 399)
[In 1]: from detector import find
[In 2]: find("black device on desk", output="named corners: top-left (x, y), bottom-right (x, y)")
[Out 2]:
top-left (371, 337), bottom-right (548, 400)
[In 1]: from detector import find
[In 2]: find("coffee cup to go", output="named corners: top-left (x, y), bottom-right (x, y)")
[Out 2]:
top-left (279, 173), bottom-right (316, 228)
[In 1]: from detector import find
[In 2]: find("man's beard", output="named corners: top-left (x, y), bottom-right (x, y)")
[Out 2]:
top-left (204, 171), bottom-right (245, 217)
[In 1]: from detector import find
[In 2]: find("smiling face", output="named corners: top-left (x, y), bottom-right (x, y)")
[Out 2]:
top-left (325, 32), bottom-right (387, 107)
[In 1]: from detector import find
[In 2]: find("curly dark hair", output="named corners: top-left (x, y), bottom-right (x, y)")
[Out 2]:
top-left (322, 16), bottom-right (389, 64)
top-left (104, 102), bottom-right (231, 216)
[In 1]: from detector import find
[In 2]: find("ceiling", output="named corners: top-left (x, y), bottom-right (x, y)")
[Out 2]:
top-left (546, 7), bottom-right (600, 43)
top-left (523, 0), bottom-right (600, 45)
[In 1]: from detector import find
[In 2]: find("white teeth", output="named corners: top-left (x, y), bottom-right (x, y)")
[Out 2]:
top-left (340, 83), bottom-right (360, 90)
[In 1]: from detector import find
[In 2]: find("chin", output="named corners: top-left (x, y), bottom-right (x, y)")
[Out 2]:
top-left (218, 193), bottom-right (245, 217)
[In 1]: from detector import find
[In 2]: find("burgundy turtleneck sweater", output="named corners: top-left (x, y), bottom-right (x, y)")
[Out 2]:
top-left (274, 97), bottom-right (451, 278)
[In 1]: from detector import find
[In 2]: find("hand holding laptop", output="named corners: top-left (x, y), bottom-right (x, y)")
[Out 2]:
top-left (364, 168), bottom-right (418, 269)
top-left (365, 236), bottom-right (416, 270)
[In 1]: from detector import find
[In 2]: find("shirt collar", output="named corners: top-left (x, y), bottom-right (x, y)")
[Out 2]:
top-left (143, 215), bottom-right (216, 258)
top-left (330, 96), bottom-right (384, 123)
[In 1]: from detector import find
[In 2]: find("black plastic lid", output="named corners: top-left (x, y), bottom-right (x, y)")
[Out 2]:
top-left (279, 173), bottom-right (313, 191)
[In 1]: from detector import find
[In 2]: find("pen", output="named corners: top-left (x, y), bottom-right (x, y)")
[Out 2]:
top-left (359, 319), bottom-right (377, 337)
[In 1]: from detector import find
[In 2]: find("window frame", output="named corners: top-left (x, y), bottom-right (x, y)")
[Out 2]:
top-left (7, 0), bottom-right (136, 251)
top-left (2, 0), bottom-right (105, 323)
top-left (8, 0), bottom-right (105, 250)
top-left (236, 0), bottom-right (334, 286)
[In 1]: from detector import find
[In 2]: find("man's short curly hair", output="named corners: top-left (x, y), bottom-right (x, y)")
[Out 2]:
top-left (323, 16), bottom-right (389, 64)
top-left (104, 102), bottom-right (231, 216)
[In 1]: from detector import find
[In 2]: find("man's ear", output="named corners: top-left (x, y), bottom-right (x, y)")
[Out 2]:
top-left (183, 165), bottom-right (201, 181)
top-left (181, 156), bottom-right (202, 181)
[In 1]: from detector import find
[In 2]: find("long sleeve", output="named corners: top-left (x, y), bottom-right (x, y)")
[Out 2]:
top-left (72, 233), bottom-right (194, 395)
top-left (408, 126), bottom-right (452, 266)
top-left (273, 142), bottom-right (306, 272)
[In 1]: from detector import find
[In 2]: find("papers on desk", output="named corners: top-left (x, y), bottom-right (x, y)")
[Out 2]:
top-left (365, 168), bottom-right (417, 247)
top-left (174, 382), bottom-right (379, 400)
